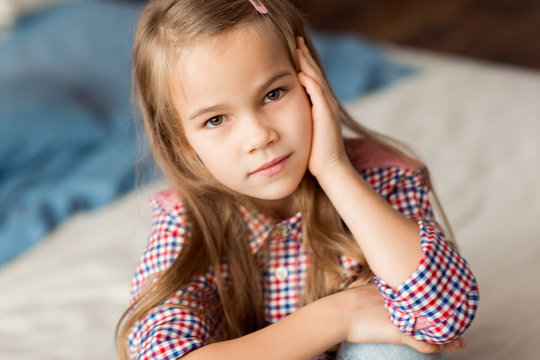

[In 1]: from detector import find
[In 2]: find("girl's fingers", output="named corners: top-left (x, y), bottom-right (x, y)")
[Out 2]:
top-left (297, 48), bottom-right (321, 87)
top-left (299, 71), bottom-right (339, 115)
top-left (396, 325), bottom-right (467, 353)
top-left (298, 71), bottom-right (328, 115)
top-left (443, 337), bottom-right (467, 350)
top-left (297, 37), bottom-right (340, 112)
top-left (299, 70), bottom-right (339, 113)
top-left (297, 36), bottom-right (347, 178)
top-left (297, 70), bottom-right (318, 94)
top-left (296, 37), bottom-right (325, 86)
top-left (403, 336), bottom-right (467, 353)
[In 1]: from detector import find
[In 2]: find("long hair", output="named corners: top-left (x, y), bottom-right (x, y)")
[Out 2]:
top-left (116, 0), bottom-right (454, 358)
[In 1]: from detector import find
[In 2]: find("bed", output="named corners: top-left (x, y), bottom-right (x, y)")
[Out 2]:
top-left (1, 1), bottom-right (539, 359)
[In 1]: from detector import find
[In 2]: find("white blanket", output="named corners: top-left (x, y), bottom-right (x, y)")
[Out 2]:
top-left (1, 46), bottom-right (539, 359)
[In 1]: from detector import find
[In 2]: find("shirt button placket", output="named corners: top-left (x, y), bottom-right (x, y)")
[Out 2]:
top-left (275, 266), bottom-right (288, 281)
top-left (274, 224), bottom-right (290, 281)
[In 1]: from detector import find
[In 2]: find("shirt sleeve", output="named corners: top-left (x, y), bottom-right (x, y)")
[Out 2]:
top-left (128, 197), bottom-right (218, 359)
top-left (364, 167), bottom-right (479, 344)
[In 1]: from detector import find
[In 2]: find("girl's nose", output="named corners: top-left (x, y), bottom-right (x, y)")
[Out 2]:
top-left (243, 113), bottom-right (279, 153)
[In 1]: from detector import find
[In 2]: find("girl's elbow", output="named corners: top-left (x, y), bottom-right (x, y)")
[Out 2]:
top-left (415, 293), bottom-right (479, 344)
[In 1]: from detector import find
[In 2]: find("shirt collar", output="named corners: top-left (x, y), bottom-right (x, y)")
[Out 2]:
top-left (239, 205), bottom-right (303, 254)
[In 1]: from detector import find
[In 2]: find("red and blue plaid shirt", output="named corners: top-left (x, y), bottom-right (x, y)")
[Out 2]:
top-left (127, 139), bottom-right (479, 359)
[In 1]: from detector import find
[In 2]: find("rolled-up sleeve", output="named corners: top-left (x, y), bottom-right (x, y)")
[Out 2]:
top-left (367, 167), bottom-right (479, 343)
top-left (128, 197), bottom-right (218, 359)
top-left (130, 304), bottom-right (212, 360)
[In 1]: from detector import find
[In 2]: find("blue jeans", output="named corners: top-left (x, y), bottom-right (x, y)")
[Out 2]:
top-left (337, 342), bottom-right (451, 360)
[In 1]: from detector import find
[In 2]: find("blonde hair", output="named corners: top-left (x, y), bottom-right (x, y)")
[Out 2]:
top-left (116, 0), bottom-right (454, 358)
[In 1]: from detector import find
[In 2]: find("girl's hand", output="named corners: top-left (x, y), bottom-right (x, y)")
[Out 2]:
top-left (296, 37), bottom-right (351, 179)
top-left (337, 284), bottom-right (467, 353)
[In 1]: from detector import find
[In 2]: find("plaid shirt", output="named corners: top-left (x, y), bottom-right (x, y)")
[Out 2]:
top-left (127, 139), bottom-right (479, 360)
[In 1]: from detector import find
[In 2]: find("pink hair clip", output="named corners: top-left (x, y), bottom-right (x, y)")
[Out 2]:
top-left (249, 0), bottom-right (268, 14)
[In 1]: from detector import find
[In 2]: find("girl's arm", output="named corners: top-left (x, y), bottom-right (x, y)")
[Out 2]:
top-left (183, 285), bottom-right (462, 360)
top-left (296, 37), bottom-right (478, 343)
top-left (296, 37), bottom-right (421, 289)
top-left (129, 184), bottom-right (471, 359)
top-left (183, 288), bottom-right (348, 360)
top-left (131, 194), bottom-right (465, 359)
top-left (315, 162), bottom-right (423, 289)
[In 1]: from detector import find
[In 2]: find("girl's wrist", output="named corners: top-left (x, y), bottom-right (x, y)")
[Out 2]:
top-left (314, 290), bottom-right (354, 344)
top-left (183, 293), bottom-right (352, 360)
top-left (313, 158), bottom-right (357, 191)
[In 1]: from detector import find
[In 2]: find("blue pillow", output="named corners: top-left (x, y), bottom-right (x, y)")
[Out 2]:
top-left (311, 31), bottom-right (415, 101)
top-left (0, 75), bottom-right (107, 171)
top-left (0, 1), bottom-right (145, 266)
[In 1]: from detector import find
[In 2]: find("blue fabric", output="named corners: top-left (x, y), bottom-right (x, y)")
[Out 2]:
top-left (311, 32), bottom-right (415, 101)
top-left (0, 1), bottom-right (415, 267)
top-left (0, 1), bottom-right (146, 266)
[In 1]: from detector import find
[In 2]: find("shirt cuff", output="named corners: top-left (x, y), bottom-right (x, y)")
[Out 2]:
top-left (374, 220), bottom-right (479, 342)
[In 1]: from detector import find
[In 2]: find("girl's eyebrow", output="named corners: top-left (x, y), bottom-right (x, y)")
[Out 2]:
top-left (258, 70), bottom-right (293, 94)
top-left (188, 70), bottom-right (293, 121)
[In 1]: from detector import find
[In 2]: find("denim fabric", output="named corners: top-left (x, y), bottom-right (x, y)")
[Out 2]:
top-left (337, 342), bottom-right (451, 360)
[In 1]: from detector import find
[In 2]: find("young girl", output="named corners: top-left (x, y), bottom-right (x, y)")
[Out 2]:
top-left (116, 0), bottom-right (479, 359)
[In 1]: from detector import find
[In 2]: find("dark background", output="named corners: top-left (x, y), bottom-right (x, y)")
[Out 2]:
top-left (291, 0), bottom-right (540, 70)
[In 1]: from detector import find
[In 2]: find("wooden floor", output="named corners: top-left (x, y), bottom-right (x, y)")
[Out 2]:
top-left (292, 0), bottom-right (540, 70)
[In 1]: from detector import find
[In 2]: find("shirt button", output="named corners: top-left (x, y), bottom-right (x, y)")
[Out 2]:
top-left (275, 266), bottom-right (288, 280)
top-left (278, 225), bottom-right (287, 236)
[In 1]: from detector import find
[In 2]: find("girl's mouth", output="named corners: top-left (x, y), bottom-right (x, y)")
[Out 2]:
top-left (250, 154), bottom-right (291, 177)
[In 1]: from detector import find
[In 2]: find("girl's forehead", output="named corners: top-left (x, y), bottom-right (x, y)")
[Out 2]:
top-left (171, 24), bottom-right (295, 120)
top-left (186, 23), bottom-right (285, 60)
top-left (175, 24), bottom-right (291, 81)
top-left (172, 25), bottom-right (265, 84)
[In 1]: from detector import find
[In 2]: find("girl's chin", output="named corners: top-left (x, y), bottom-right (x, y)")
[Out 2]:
top-left (246, 187), bottom-right (300, 217)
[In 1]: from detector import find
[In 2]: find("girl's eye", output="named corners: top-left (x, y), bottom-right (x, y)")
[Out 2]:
top-left (204, 115), bottom-right (227, 128)
top-left (263, 88), bottom-right (285, 104)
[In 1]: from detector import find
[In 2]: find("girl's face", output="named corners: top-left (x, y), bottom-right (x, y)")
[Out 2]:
top-left (173, 25), bottom-right (312, 215)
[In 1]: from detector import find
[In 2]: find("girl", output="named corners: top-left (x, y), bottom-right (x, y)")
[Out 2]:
top-left (116, 0), bottom-right (479, 359)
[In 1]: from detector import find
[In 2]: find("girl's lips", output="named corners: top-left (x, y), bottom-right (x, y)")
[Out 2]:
top-left (250, 154), bottom-right (290, 177)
